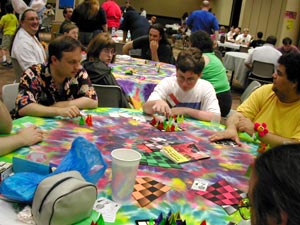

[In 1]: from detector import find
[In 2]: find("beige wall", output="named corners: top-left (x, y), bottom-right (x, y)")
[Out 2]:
top-left (114, 0), bottom-right (232, 25)
top-left (279, 0), bottom-right (300, 46)
top-left (53, 0), bottom-right (300, 46)
top-left (239, 0), bottom-right (300, 47)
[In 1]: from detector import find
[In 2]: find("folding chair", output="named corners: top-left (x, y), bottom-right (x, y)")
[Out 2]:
top-left (2, 83), bottom-right (19, 112)
top-left (92, 84), bottom-right (124, 108)
top-left (11, 58), bottom-right (23, 82)
top-left (240, 80), bottom-right (261, 103)
top-left (248, 60), bottom-right (274, 84)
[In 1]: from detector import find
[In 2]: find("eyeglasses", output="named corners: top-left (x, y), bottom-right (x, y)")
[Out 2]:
top-left (102, 48), bottom-right (116, 55)
top-left (25, 17), bottom-right (40, 22)
top-left (238, 197), bottom-right (251, 220)
top-left (176, 75), bottom-right (197, 84)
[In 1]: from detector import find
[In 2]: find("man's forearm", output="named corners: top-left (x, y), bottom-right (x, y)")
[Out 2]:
top-left (226, 111), bottom-right (243, 130)
top-left (18, 103), bottom-right (61, 117)
top-left (52, 97), bottom-right (98, 109)
top-left (260, 133), bottom-right (300, 147)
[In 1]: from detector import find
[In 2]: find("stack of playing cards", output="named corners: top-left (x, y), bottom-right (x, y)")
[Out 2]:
top-left (93, 197), bottom-right (121, 223)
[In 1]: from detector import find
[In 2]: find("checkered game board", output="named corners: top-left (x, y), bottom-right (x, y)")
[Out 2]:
top-left (132, 177), bottom-right (171, 207)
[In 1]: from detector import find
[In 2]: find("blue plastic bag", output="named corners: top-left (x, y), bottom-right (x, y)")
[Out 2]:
top-left (53, 136), bottom-right (107, 184)
top-left (0, 137), bottom-right (107, 202)
top-left (0, 172), bottom-right (46, 202)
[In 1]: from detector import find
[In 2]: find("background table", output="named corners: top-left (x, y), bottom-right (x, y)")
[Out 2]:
top-left (0, 108), bottom-right (257, 225)
top-left (217, 41), bottom-right (241, 50)
top-left (111, 56), bottom-right (176, 109)
top-left (223, 52), bottom-right (249, 88)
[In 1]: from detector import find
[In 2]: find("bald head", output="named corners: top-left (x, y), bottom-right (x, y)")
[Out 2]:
top-left (202, 0), bottom-right (210, 7)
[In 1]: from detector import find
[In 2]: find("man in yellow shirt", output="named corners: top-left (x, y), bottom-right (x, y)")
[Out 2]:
top-left (209, 53), bottom-right (300, 147)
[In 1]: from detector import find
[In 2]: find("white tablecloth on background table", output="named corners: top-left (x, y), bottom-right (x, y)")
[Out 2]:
top-left (223, 51), bottom-right (249, 88)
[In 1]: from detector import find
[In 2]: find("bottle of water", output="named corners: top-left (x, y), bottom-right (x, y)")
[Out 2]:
top-left (112, 27), bottom-right (115, 36)
top-left (127, 30), bottom-right (131, 41)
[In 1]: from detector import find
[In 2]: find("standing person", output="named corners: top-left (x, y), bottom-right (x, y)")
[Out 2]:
top-left (71, 0), bottom-right (107, 46)
top-left (15, 36), bottom-right (98, 118)
top-left (119, 8), bottom-right (150, 42)
top-left (0, 100), bottom-right (43, 156)
top-left (101, 0), bottom-right (122, 32)
top-left (122, 23), bottom-right (174, 64)
top-left (247, 144), bottom-right (300, 225)
top-left (190, 30), bottom-right (232, 117)
top-left (143, 48), bottom-right (220, 122)
top-left (0, 3), bottom-right (18, 67)
top-left (140, 7), bottom-right (146, 17)
top-left (59, 7), bottom-right (73, 34)
top-left (11, 8), bottom-right (46, 79)
top-left (186, 0), bottom-right (219, 38)
top-left (277, 37), bottom-right (300, 55)
top-left (120, 0), bottom-right (131, 14)
top-left (82, 33), bottom-right (130, 108)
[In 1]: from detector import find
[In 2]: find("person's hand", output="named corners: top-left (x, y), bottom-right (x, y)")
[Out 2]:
top-left (17, 125), bottom-right (43, 146)
top-left (208, 128), bottom-right (242, 146)
top-left (152, 100), bottom-right (171, 116)
top-left (237, 117), bottom-right (254, 136)
top-left (171, 107), bottom-right (185, 116)
top-left (150, 40), bottom-right (159, 52)
top-left (58, 106), bottom-right (81, 118)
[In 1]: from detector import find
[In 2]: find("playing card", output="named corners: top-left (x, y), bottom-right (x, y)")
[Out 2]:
top-left (191, 178), bottom-right (209, 191)
top-left (214, 139), bottom-right (238, 146)
top-left (93, 197), bottom-right (121, 223)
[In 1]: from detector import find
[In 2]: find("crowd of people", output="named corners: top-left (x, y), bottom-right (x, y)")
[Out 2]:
top-left (0, 1), bottom-right (300, 223)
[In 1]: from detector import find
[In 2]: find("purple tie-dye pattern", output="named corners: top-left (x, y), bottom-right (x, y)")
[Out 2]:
top-left (1, 108), bottom-right (258, 224)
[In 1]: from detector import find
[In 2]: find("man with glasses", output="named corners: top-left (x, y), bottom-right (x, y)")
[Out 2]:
top-left (239, 143), bottom-right (300, 225)
top-left (11, 9), bottom-right (46, 80)
top-left (14, 36), bottom-right (98, 119)
top-left (143, 48), bottom-right (220, 121)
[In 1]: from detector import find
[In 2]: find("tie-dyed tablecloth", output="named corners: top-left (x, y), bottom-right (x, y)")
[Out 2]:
top-left (111, 56), bottom-right (176, 109)
top-left (1, 108), bottom-right (257, 225)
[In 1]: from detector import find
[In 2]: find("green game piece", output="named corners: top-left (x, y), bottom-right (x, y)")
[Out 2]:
top-left (79, 116), bottom-right (85, 125)
top-left (149, 218), bottom-right (155, 225)
top-left (158, 218), bottom-right (166, 225)
top-left (96, 214), bottom-right (105, 225)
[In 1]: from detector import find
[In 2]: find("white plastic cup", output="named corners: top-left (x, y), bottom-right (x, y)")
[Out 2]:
top-left (111, 148), bottom-right (141, 203)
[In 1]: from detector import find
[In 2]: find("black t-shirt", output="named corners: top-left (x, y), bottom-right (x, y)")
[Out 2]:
top-left (120, 11), bottom-right (150, 40)
top-left (250, 39), bottom-right (265, 48)
top-left (71, 7), bottom-right (107, 32)
top-left (133, 35), bottom-right (174, 64)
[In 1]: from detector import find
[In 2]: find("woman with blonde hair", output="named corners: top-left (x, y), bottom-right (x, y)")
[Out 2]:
top-left (82, 33), bottom-right (130, 108)
top-left (71, 0), bottom-right (107, 46)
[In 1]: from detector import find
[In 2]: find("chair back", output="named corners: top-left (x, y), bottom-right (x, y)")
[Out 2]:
top-left (2, 83), bottom-right (19, 112)
top-left (92, 84), bottom-right (123, 108)
top-left (11, 58), bottom-right (23, 82)
top-left (248, 60), bottom-right (274, 83)
top-left (240, 80), bottom-right (261, 103)
top-left (115, 42), bottom-right (125, 55)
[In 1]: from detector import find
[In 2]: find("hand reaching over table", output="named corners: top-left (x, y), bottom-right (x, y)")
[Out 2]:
top-left (151, 100), bottom-right (172, 117)
top-left (209, 128), bottom-right (242, 146)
